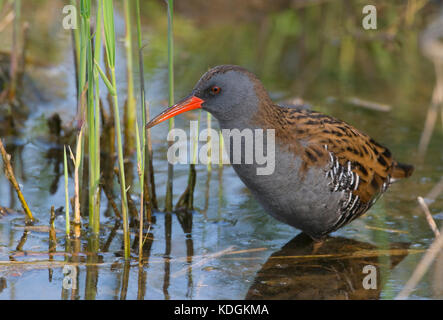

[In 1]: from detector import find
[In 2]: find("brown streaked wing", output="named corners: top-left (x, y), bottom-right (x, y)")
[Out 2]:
top-left (259, 107), bottom-right (395, 204)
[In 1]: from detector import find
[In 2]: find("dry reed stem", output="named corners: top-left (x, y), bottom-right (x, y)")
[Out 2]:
top-left (5, 247), bottom-right (417, 269)
top-left (419, 14), bottom-right (443, 157)
top-left (345, 96), bottom-right (392, 112)
top-left (171, 246), bottom-right (235, 278)
top-left (0, 260), bottom-right (116, 267)
top-left (15, 229), bottom-right (28, 251)
top-left (396, 226), bottom-right (443, 299)
top-left (418, 85), bottom-right (443, 156)
top-left (18, 21), bottom-right (28, 83)
top-left (138, 185), bottom-right (144, 264)
top-left (49, 206), bottom-right (57, 252)
top-left (101, 181), bottom-right (122, 219)
top-left (417, 196), bottom-right (440, 237)
top-left (414, 177), bottom-right (443, 214)
top-left (15, 225), bottom-right (63, 233)
top-left (425, 177), bottom-right (443, 201)
top-left (141, 223), bottom-right (152, 249)
top-left (68, 134), bottom-right (82, 239)
top-left (0, 139), bottom-right (33, 222)
top-left (364, 225), bottom-right (409, 234)
top-left (113, 167), bottom-right (137, 218)
top-left (220, 248), bottom-right (424, 262)
top-left (127, 191), bottom-right (139, 219)
top-left (223, 248), bottom-right (268, 255)
top-left (0, 10), bottom-right (14, 32)
top-left (0, 206), bottom-right (15, 217)
top-left (7, 1), bottom-right (19, 101)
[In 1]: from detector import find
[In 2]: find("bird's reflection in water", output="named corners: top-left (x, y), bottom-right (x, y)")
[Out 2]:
top-left (246, 233), bottom-right (410, 300)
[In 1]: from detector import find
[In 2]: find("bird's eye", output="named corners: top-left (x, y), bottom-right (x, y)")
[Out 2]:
top-left (210, 86), bottom-right (221, 95)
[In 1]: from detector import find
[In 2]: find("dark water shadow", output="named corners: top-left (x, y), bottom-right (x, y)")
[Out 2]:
top-left (0, 277), bottom-right (6, 294)
top-left (246, 233), bottom-right (410, 300)
top-left (175, 209), bottom-right (195, 298)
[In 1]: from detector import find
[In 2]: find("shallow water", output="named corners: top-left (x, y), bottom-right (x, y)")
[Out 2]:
top-left (0, 0), bottom-right (442, 299)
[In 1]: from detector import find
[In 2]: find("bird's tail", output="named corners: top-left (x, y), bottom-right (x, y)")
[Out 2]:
top-left (391, 161), bottom-right (414, 180)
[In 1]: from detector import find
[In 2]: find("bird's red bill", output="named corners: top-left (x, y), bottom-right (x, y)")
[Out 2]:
top-left (146, 95), bottom-right (204, 129)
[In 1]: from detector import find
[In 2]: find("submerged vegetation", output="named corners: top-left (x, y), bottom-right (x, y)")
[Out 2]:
top-left (0, 0), bottom-right (441, 299)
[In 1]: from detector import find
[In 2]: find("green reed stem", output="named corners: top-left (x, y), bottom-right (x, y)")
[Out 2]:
top-left (192, 110), bottom-right (201, 164)
top-left (102, 0), bottom-right (130, 259)
top-left (80, 0), bottom-right (100, 234)
top-left (135, 0), bottom-right (156, 216)
top-left (70, 0), bottom-right (80, 69)
top-left (112, 68), bottom-right (130, 260)
top-left (135, 121), bottom-right (144, 261)
top-left (219, 130), bottom-right (224, 168)
top-left (76, 0), bottom-right (90, 224)
top-left (69, 0), bottom-right (80, 128)
top-left (135, 0), bottom-right (146, 154)
top-left (8, 0), bottom-right (20, 100)
top-left (78, 0), bottom-right (88, 104)
top-left (64, 145), bottom-right (70, 237)
top-left (166, 0), bottom-right (174, 116)
top-left (91, 0), bottom-right (102, 234)
top-left (124, 0), bottom-right (136, 153)
top-left (80, 0), bottom-right (97, 231)
top-left (207, 113), bottom-right (212, 171)
top-left (135, 0), bottom-right (149, 260)
top-left (165, 0), bottom-right (174, 212)
top-left (176, 108), bottom-right (200, 211)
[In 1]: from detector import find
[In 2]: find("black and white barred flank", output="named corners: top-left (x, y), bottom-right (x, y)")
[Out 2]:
top-left (321, 145), bottom-right (390, 236)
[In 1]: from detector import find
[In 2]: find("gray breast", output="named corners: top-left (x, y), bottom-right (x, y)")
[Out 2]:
top-left (229, 141), bottom-right (345, 239)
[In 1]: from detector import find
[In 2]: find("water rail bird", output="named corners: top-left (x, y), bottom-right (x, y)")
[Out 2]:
top-left (146, 65), bottom-right (414, 240)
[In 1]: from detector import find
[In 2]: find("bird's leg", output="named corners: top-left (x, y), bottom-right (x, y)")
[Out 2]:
top-left (312, 240), bottom-right (325, 254)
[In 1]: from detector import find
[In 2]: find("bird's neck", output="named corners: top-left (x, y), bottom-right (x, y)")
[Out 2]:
top-left (217, 99), bottom-right (278, 132)
top-left (252, 101), bottom-right (286, 131)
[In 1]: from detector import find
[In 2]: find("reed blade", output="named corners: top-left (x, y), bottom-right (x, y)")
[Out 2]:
top-left (165, 0), bottom-right (174, 212)
top-left (102, 0), bottom-right (130, 259)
